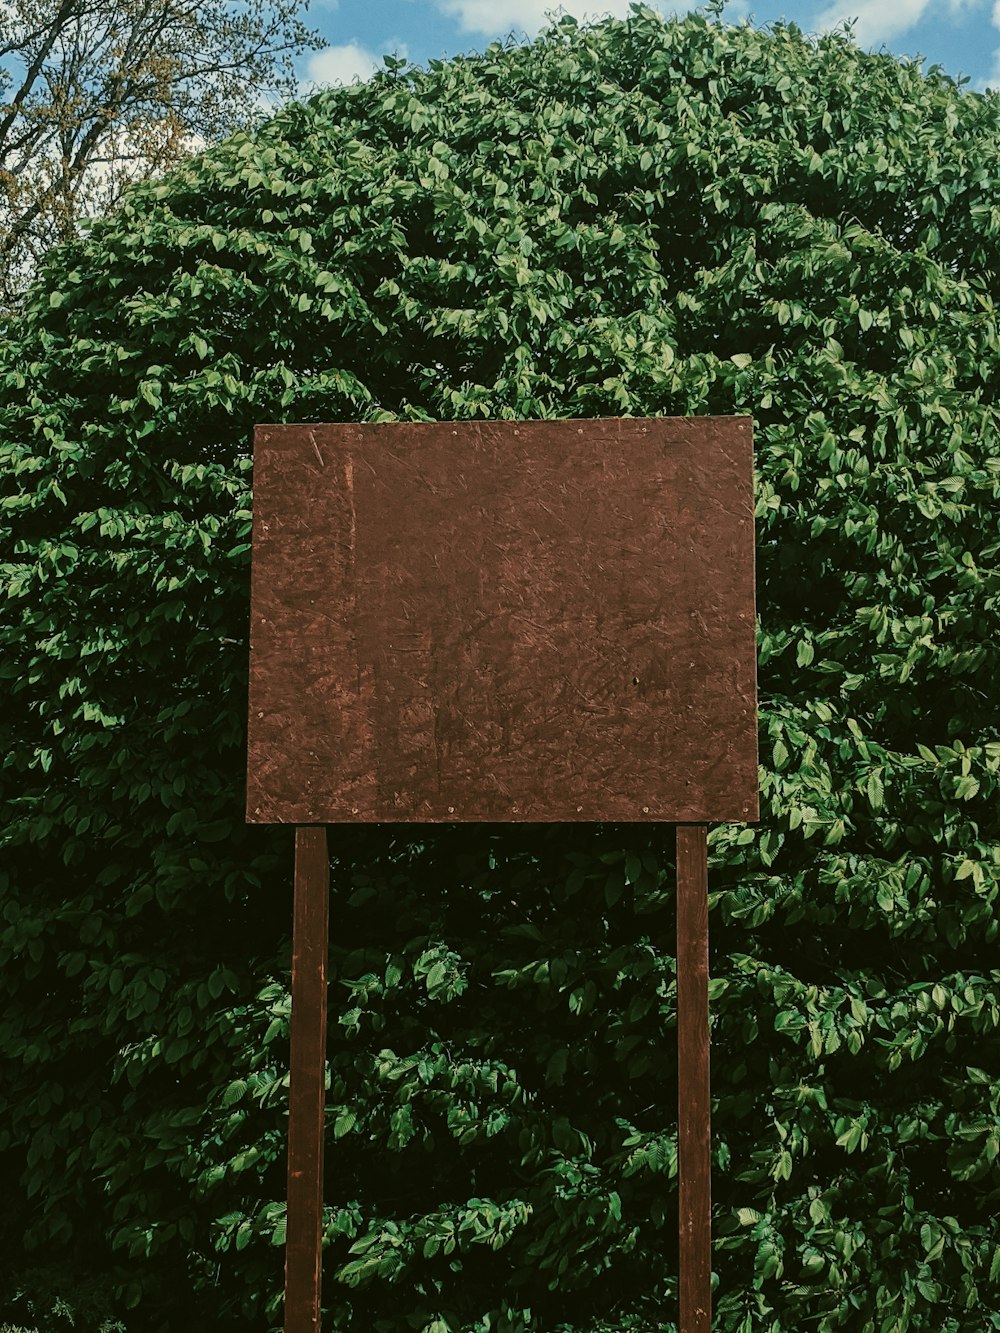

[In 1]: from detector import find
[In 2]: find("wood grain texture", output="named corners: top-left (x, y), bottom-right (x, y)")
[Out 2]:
top-left (284, 827), bottom-right (329, 1333)
top-left (676, 823), bottom-right (711, 1333)
top-left (247, 417), bottom-right (757, 824)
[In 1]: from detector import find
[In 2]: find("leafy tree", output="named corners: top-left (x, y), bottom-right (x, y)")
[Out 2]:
top-left (1, 5), bottom-right (999, 1331)
top-left (0, 0), bottom-right (324, 313)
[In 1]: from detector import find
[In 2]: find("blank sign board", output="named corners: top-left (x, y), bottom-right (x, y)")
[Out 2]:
top-left (246, 417), bottom-right (758, 824)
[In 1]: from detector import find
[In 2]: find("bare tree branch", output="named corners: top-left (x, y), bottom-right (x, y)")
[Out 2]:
top-left (0, 1), bottom-right (82, 158)
top-left (0, 0), bottom-right (325, 311)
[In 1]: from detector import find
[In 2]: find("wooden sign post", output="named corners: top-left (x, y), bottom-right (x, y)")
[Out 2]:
top-left (677, 823), bottom-right (711, 1333)
top-left (284, 827), bottom-right (329, 1333)
top-left (246, 417), bottom-right (758, 1333)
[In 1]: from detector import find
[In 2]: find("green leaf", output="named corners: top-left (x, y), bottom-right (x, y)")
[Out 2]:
top-left (222, 1079), bottom-right (246, 1106)
top-left (199, 820), bottom-right (232, 842)
top-left (334, 1107), bottom-right (357, 1139)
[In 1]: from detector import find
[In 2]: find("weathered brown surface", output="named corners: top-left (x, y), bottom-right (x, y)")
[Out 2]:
top-left (284, 827), bottom-right (329, 1333)
top-left (676, 823), bottom-right (711, 1333)
top-left (247, 417), bottom-right (757, 824)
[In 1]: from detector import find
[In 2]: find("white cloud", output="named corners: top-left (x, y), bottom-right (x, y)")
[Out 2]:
top-left (814, 0), bottom-right (933, 46)
top-left (976, 45), bottom-right (1000, 87)
top-left (816, 0), bottom-right (992, 46)
top-left (983, 2), bottom-right (1000, 86)
top-left (303, 41), bottom-right (382, 88)
top-left (438, 0), bottom-right (652, 37)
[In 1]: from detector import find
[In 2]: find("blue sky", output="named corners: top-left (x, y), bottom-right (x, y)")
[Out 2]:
top-left (296, 0), bottom-right (1000, 95)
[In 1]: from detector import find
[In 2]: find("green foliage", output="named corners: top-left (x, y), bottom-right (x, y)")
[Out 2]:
top-left (1, 4), bottom-right (999, 1330)
top-left (0, 1263), bottom-right (126, 1331)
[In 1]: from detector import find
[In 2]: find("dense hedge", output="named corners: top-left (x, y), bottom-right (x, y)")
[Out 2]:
top-left (2, 5), bottom-right (1000, 1330)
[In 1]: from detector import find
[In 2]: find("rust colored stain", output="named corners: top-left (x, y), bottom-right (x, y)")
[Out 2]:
top-left (246, 417), bottom-right (758, 824)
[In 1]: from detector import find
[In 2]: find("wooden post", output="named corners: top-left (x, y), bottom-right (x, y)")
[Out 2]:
top-left (284, 826), bottom-right (330, 1333)
top-left (676, 823), bottom-right (711, 1332)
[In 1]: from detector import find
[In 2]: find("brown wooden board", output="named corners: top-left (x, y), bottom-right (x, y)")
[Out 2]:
top-left (247, 417), bottom-right (757, 824)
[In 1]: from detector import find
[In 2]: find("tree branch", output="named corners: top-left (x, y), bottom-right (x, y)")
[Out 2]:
top-left (0, 0), bottom-right (82, 162)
